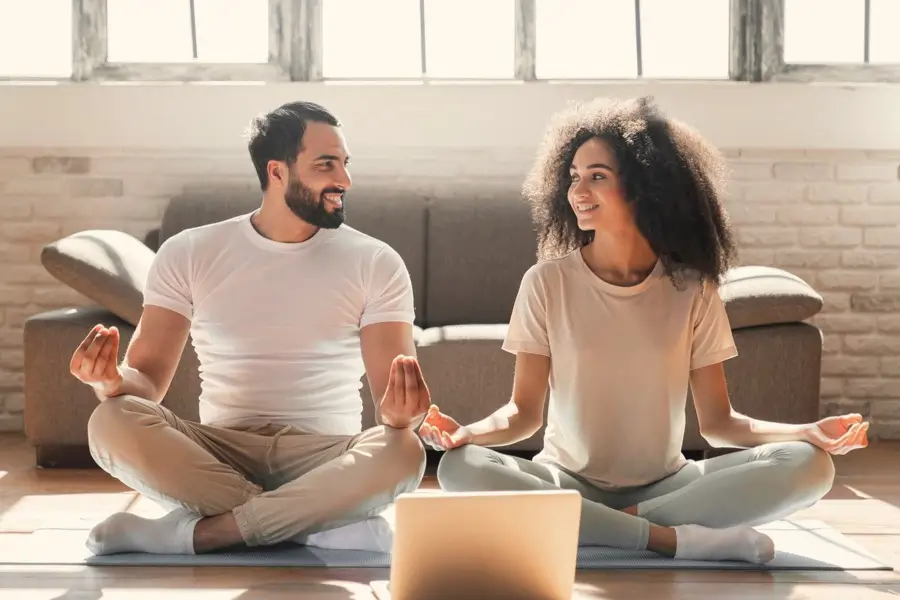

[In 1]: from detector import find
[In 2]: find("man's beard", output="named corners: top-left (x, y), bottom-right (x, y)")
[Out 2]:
top-left (284, 176), bottom-right (345, 229)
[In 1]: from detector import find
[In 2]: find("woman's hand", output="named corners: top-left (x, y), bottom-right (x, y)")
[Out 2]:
top-left (806, 413), bottom-right (869, 455)
top-left (418, 405), bottom-right (473, 450)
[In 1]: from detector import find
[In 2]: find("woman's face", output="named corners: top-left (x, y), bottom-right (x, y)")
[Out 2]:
top-left (567, 137), bottom-right (634, 234)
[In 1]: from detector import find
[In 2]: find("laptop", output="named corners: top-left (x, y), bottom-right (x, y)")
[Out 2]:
top-left (371, 489), bottom-right (582, 600)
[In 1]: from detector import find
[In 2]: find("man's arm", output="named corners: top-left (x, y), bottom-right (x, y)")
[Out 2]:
top-left (690, 361), bottom-right (814, 448)
top-left (116, 306), bottom-right (192, 402)
top-left (360, 321), bottom-right (427, 427)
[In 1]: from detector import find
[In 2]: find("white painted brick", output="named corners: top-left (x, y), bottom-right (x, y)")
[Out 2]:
top-left (0, 287), bottom-right (30, 305)
top-left (773, 162), bottom-right (833, 181)
top-left (736, 227), bottom-right (797, 247)
top-left (776, 206), bottom-right (839, 226)
top-left (877, 316), bottom-right (900, 333)
top-left (32, 285), bottom-right (90, 308)
top-left (881, 273), bottom-right (900, 290)
top-left (822, 356), bottom-right (880, 376)
top-left (820, 377), bottom-right (844, 398)
top-left (740, 183), bottom-right (806, 203)
top-left (4, 307), bottom-right (39, 329)
top-left (840, 207), bottom-right (900, 226)
top-left (845, 378), bottom-right (900, 399)
top-left (798, 227), bottom-right (861, 248)
top-left (774, 249), bottom-right (840, 268)
top-left (740, 149), bottom-right (805, 160)
top-left (31, 196), bottom-right (167, 220)
top-left (0, 349), bottom-right (23, 370)
top-left (851, 293), bottom-right (900, 312)
top-left (0, 222), bottom-right (62, 243)
top-left (820, 292), bottom-right (852, 313)
top-left (822, 333), bottom-right (842, 355)
top-left (871, 401), bottom-right (900, 418)
top-left (806, 183), bottom-right (868, 204)
top-left (837, 163), bottom-right (899, 182)
top-left (729, 162), bottom-right (773, 181)
top-left (841, 250), bottom-right (900, 269)
top-left (0, 266), bottom-right (54, 285)
top-left (0, 157), bottom-right (30, 176)
top-left (90, 156), bottom-right (160, 175)
top-left (0, 369), bottom-right (24, 388)
top-left (123, 176), bottom-right (190, 198)
top-left (3, 392), bottom-right (23, 413)
top-left (845, 335), bottom-right (900, 356)
top-left (736, 249), bottom-right (775, 265)
top-left (805, 150), bottom-right (868, 160)
top-left (65, 178), bottom-right (124, 198)
top-left (0, 414), bottom-right (23, 432)
top-left (725, 205), bottom-right (777, 225)
top-left (866, 151), bottom-right (900, 160)
top-left (813, 314), bottom-right (876, 333)
top-left (882, 358), bottom-right (900, 376)
top-left (817, 271), bottom-right (879, 291)
top-left (31, 156), bottom-right (90, 175)
top-left (2, 178), bottom-right (63, 196)
top-left (864, 228), bottom-right (900, 248)
top-left (869, 185), bottom-right (900, 204)
top-left (823, 400), bottom-right (871, 418)
top-left (2, 198), bottom-right (32, 219)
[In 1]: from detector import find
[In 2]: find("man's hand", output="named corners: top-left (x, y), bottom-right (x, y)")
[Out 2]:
top-left (419, 405), bottom-right (473, 450)
top-left (806, 413), bottom-right (869, 455)
top-left (70, 324), bottom-right (125, 399)
top-left (379, 355), bottom-right (431, 429)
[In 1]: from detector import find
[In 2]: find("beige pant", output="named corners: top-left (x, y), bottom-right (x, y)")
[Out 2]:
top-left (87, 395), bottom-right (427, 547)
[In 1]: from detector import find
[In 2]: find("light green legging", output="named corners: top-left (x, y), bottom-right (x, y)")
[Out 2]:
top-left (436, 441), bottom-right (835, 550)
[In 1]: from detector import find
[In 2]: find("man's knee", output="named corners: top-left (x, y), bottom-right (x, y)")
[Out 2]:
top-left (87, 395), bottom-right (157, 457)
top-left (381, 426), bottom-right (427, 488)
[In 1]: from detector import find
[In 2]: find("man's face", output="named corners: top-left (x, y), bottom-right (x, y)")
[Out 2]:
top-left (279, 122), bottom-right (352, 229)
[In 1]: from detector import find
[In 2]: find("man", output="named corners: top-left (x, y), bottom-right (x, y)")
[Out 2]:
top-left (72, 101), bottom-right (429, 556)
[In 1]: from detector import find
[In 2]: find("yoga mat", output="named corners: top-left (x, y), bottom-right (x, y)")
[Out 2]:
top-left (8, 520), bottom-right (886, 571)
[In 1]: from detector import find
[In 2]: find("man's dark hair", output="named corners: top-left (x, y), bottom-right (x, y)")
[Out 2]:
top-left (523, 96), bottom-right (737, 287)
top-left (247, 101), bottom-right (340, 191)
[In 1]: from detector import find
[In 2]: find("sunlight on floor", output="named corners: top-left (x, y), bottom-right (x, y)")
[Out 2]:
top-left (7, 590), bottom-right (250, 599)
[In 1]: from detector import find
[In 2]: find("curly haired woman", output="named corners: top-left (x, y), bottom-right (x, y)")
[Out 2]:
top-left (419, 97), bottom-right (869, 564)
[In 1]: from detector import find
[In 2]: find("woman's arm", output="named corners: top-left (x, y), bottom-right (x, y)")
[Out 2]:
top-left (462, 352), bottom-right (550, 447)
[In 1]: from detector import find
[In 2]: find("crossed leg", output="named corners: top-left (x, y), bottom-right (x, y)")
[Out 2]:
top-left (86, 395), bottom-right (426, 554)
top-left (437, 441), bottom-right (834, 562)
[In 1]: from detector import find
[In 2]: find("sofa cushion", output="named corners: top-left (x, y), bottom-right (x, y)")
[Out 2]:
top-left (719, 266), bottom-right (823, 330)
top-left (425, 182), bottom-right (538, 326)
top-left (40, 230), bottom-right (155, 326)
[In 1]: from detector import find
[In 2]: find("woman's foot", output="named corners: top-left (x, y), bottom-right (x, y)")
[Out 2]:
top-left (671, 524), bottom-right (775, 564)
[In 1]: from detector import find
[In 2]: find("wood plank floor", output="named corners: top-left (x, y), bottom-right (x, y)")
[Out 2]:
top-left (2, 432), bottom-right (899, 599)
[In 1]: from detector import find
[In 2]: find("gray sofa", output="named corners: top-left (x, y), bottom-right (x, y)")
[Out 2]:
top-left (24, 179), bottom-right (826, 467)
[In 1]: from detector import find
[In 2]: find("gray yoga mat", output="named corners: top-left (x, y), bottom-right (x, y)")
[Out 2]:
top-left (84, 525), bottom-right (892, 571)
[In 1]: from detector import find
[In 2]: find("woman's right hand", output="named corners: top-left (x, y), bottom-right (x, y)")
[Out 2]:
top-left (70, 324), bottom-right (125, 398)
top-left (418, 405), bottom-right (473, 450)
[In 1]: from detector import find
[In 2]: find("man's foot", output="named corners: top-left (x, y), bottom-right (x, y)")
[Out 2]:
top-left (86, 508), bottom-right (202, 555)
top-left (295, 515), bottom-right (393, 553)
top-left (673, 524), bottom-right (775, 564)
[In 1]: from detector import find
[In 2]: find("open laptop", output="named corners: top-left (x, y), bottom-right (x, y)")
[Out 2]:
top-left (371, 489), bottom-right (582, 600)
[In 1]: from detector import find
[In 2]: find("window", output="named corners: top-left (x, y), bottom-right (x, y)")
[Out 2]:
top-left (0, 0), bottom-right (72, 78)
top-left (0, 0), bottom-right (897, 83)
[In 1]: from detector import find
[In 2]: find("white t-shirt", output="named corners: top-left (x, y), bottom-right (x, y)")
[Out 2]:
top-left (502, 249), bottom-right (737, 490)
top-left (142, 212), bottom-right (416, 435)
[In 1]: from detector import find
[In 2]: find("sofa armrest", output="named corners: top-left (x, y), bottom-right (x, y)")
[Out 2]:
top-left (720, 266), bottom-right (823, 330)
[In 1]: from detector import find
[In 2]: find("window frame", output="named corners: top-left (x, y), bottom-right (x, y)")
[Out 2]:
top-left (1, 0), bottom-right (897, 83)
top-left (731, 0), bottom-right (900, 83)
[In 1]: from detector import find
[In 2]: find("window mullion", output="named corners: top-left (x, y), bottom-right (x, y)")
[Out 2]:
top-left (514, 0), bottom-right (535, 80)
top-left (72, 0), bottom-right (108, 81)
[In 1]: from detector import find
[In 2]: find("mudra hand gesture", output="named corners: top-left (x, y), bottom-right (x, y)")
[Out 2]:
top-left (70, 324), bottom-right (124, 398)
top-left (379, 355), bottom-right (431, 429)
top-left (807, 413), bottom-right (869, 455)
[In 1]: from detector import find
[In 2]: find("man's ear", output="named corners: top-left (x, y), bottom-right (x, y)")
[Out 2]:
top-left (267, 160), bottom-right (284, 186)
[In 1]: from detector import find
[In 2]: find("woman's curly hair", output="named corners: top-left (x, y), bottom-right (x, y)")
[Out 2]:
top-left (523, 96), bottom-right (737, 287)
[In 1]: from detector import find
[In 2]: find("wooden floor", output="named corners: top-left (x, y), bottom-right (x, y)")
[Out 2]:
top-left (1, 433), bottom-right (899, 599)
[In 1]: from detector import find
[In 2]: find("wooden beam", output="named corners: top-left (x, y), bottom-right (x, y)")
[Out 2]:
top-left (87, 62), bottom-right (289, 81)
top-left (72, 0), bottom-right (107, 81)
top-left (514, 0), bottom-right (536, 80)
top-left (772, 63), bottom-right (900, 83)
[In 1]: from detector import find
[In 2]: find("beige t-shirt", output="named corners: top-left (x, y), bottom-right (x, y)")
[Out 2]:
top-left (502, 249), bottom-right (737, 490)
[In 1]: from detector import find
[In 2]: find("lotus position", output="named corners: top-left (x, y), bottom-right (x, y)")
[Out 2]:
top-left (73, 101), bottom-right (429, 555)
top-left (421, 97), bottom-right (868, 564)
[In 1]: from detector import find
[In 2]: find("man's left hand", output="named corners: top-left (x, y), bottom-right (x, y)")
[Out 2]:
top-left (379, 354), bottom-right (431, 429)
top-left (806, 413), bottom-right (870, 455)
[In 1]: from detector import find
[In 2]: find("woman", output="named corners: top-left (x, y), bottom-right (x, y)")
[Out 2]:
top-left (419, 97), bottom-right (868, 564)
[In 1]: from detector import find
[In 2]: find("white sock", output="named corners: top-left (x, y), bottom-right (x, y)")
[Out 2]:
top-left (86, 508), bottom-right (202, 555)
top-left (296, 515), bottom-right (393, 553)
top-left (673, 524), bottom-right (775, 564)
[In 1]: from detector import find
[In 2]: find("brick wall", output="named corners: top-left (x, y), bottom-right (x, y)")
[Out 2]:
top-left (1, 147), bottom-right (899, 437)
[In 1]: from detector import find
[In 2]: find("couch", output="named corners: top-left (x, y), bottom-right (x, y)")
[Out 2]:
top-left (24, 179), bottom-right (826, 467)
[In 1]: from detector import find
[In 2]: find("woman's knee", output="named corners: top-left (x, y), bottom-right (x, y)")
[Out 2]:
top-left (436, 444), bottom-right (494, 491)
top-left (773, 441), bottom-right (836, 498)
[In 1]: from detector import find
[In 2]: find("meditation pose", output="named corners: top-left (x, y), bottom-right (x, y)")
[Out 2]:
top-left (421, 97), bottom-right (869, 564)
top-left (73, 101), bottom-right (429, 555)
